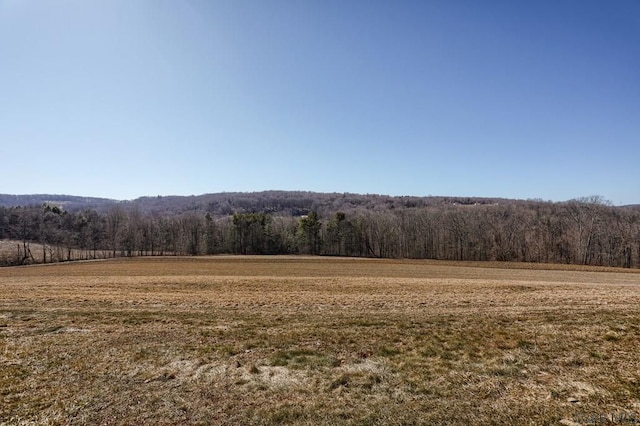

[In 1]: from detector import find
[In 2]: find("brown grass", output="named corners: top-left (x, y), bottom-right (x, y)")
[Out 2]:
top-left (1, 256), bottom-right (640, 425)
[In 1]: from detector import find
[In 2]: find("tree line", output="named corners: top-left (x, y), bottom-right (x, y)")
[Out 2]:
top-left (1, 196), bottom-right (639, 268)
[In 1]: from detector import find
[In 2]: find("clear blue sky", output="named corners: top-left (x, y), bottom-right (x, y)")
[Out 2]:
top-left (1, 1), bottom-right (638, 204)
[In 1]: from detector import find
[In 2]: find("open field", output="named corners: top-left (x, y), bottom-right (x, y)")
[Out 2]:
top-left (1, 257), bottom-right (640, 425)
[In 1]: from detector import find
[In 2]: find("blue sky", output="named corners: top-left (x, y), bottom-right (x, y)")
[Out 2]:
top-left (1, 0), bottom-right (638, 204)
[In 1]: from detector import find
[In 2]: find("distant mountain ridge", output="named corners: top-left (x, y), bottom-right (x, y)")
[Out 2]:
top-left (2, 191), bottom-right (637, 217)
top-left (0, 191), bottom-right (525, 216)
top-left (0, 194), bottom-right (117, 210)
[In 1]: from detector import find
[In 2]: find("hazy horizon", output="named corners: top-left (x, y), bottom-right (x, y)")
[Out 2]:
top-left (2, 1), bottom-right (638, 205)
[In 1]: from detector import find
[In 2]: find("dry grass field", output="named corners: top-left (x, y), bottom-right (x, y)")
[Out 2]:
top-left (1, 256), bottom-right (640, 425)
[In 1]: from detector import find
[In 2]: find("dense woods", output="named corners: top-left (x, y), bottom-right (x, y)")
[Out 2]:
top-left (1, 192), bottom-right (639, 268)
